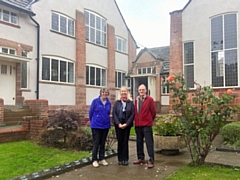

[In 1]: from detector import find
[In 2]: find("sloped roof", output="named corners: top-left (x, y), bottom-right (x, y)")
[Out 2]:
top-left (0, 0), bottom-right (36, 15)
top-left (114, 0), bottom-right (138, 48)
top-left (134, 46), bottom-right (170, 62)
top-left (170, 0), bottom-right (192, 14)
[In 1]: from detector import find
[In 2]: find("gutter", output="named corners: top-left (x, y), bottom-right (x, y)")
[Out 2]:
top-left (29, 15), bottom-right (40, 100)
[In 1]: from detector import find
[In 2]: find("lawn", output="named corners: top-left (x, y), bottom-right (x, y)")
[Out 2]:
top-left (164, 164), bottom-right (240, 180)
top-left (0, 141), bottom-right (90, 180)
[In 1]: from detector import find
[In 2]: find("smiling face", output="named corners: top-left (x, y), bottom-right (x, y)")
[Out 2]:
top-left (100, 88), bottom-right (109, 101)
top-left (138, 84), bottom-right (147, 97)
top-left (120, 87), bottom-right (128, 99)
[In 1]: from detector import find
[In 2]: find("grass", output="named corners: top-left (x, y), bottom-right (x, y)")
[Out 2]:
top-left (0, 141), bottom-right (90, 180)
top-left (130, 127), bottom-right (136, 136)
top-left (164, 164), bottom-right (240, 180)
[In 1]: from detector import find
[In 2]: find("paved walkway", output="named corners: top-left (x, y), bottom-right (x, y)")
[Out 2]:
top-left (46, 135), bottom-right (240, 180)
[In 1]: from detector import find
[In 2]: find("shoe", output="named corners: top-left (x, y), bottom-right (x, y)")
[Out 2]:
top-left (133, 159), bottom-right (145, 164)
top-left (92, 161), bottom-right (99, 167)
top-left (118, 161), bottom-right (123, 165)
top-left (147, 162), bottom-right (154, 168)
top-left (123, 161), bottom-right (129, 166)
top-left (99, 159), bottom-right (108, 166)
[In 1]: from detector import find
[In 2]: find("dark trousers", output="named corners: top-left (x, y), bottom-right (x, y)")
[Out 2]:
top-left (115, 125), bottom-right (131, 161)
top-left (135, 126), bottom-right (154, 163)
top-left (91, 128), bottom-right (109, 162)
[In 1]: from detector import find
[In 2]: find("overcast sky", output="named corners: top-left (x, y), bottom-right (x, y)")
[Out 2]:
top-left (116, 0), bottom-right (189, 49)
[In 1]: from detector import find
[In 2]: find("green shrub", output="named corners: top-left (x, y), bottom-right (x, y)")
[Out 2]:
top-left (67, 128), bottom-right (92, 151)
top-left (221, 122), bottom-right (240, 145)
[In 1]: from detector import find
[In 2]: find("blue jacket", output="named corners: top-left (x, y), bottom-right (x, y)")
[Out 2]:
top-left (89, 96), bottom-right (111, 129)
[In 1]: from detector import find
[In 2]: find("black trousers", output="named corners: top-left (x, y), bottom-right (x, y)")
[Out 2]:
top-left (135, 126), bottom-right (154, 163)
top-left (115, 125), bottom-right (131, 161)
top-left (91, 128), bottom-right (109, 162)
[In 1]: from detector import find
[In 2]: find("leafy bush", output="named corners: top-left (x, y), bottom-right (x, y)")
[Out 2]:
top-left (164, 73), bottom-right (240, 165)
top-left (221, 122), bottom-right (240, 145)
top-left (37, 109), bottom-right (81, 148)
top-left (67, 127), bottom-right (92, 151)
top-left (154, 115), bottom-right (182, 136)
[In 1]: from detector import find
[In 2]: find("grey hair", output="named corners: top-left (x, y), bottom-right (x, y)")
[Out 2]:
top-left (100, 87), bottom-right (109, 96)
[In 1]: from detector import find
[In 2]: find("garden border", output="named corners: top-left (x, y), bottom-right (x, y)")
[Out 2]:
top-left (9, 150), bottom-right (117, 180)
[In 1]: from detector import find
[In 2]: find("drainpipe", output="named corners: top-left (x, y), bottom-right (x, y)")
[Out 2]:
top-left (29, 15), bottom-right (40, 99)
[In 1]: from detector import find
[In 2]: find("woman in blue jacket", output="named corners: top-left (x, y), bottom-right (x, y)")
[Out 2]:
top-left (89, 88), bottom-right (111, 168)
top-left (112, 86), bottom-right (134, 166)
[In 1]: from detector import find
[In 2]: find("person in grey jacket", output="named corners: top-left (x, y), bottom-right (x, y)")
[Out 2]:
top-left (112, 86), bottom-right (134, 166)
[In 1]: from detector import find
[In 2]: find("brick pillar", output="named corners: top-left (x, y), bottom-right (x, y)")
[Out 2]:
top-left (0, 98), bottom-right (5, 126)
top-left (24, 99), bottom-right (49, 120)
top-left (169, 11), bottom-right (183, 75)
top-left (169, 11), bottom-right (183, 111)
top-left (75, 10), bottom-right (86, 110)
top-left (107, 24), bottom-right (116, 103)
top-left (16, 63), bottom-right (24, 105)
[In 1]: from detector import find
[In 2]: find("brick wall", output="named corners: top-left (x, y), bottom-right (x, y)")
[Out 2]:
top-left (0, 98), bottom-right (4, 126)
top-left (107, 24), bottom-right (116, 104)
top-left (75, 10), bottom-right (86, 111)
top-left (24, 99), bottom-right (49, 120)
top-left (169, 11), bottom-right (183, 110)
top-left (29, 120), bottom-right (45, 139)
top-left (0, 127), bottom-right (28, 143)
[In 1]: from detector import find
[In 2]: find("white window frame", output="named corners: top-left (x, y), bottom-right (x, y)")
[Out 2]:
top-left (1, 47), bottom-right (16, 55)
top-left (211, 13), bottom-right (238, 87)
top-left (51, 11), bottom-right (75, 37)
top-left (137, 67), bottom-right (155, 75)
top-left (21, 62), bottom-right (29, 89)
top-left (183, 41), bottom-right (194, 88)
top-left (84, 10), bottom-right (107, 46)
top-left (161, 74), bottom-right (169, 94)
top-left (0, 8), bottom-right (18, 25)
top-left (115, 36), bottom-right (127, 53)
top-left (115, 71), bottom-right (126, 88)
top-left (86, 65), bottom-right (106, 87)
top-left (42, 56), bottom-right (75, 84)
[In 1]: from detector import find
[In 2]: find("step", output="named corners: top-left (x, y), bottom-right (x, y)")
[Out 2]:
top-left (4, 121), bottom-right (22, 126)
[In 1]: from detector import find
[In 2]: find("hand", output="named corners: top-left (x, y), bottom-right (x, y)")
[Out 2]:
top-left (122, 123), bottom-right (127, 129)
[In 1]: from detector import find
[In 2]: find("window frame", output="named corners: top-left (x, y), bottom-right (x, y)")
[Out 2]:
top-left (161, 74), bottom-right (169, 94)
top-left (137, 67), bottom-right (155, 75)
top-left (41, 56), bottom-right (75, 84)
top-left (84, 10), bottom-right (107, 47)
top-left (183, 41), bottom-right (194, 88)
top-left (1, 47), bottom-right (16, 55)
top-left (115, 70), bottom-right (126, 88)
top-left (211, 13), bottom-right (238, 87)
top-left (86, 65), bottom-right (106, 87)
top-left (0, 8), bottom-right (18, 25)
top-left (115, 36), bottom-right (127, 53)
top-left (51, 11), bottom-right (75, 37)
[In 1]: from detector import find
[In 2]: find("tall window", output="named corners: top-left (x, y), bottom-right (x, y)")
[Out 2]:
top-left (21, 62), bottom-right (28, 88)
top-left (115, 71), bottom-right (126, 88)
top-left (42, 57), bottom-right (74, 83)
top-left (211, 13), bottom-right (238, 87)
top-left (161, 75), bottom-right (169, 94)
top-left (115, 36), bottom-right (127, 53)
top-left (184, 42), bottom-right (194, 88)
top-left (86, 65), bottom-right (106, 86)
top-left (0, 9), bottom-right (18, 24)
top-left (84, 10), bottom-right (107, 46)
top-left (51, 12), bottom-right (75, 36)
